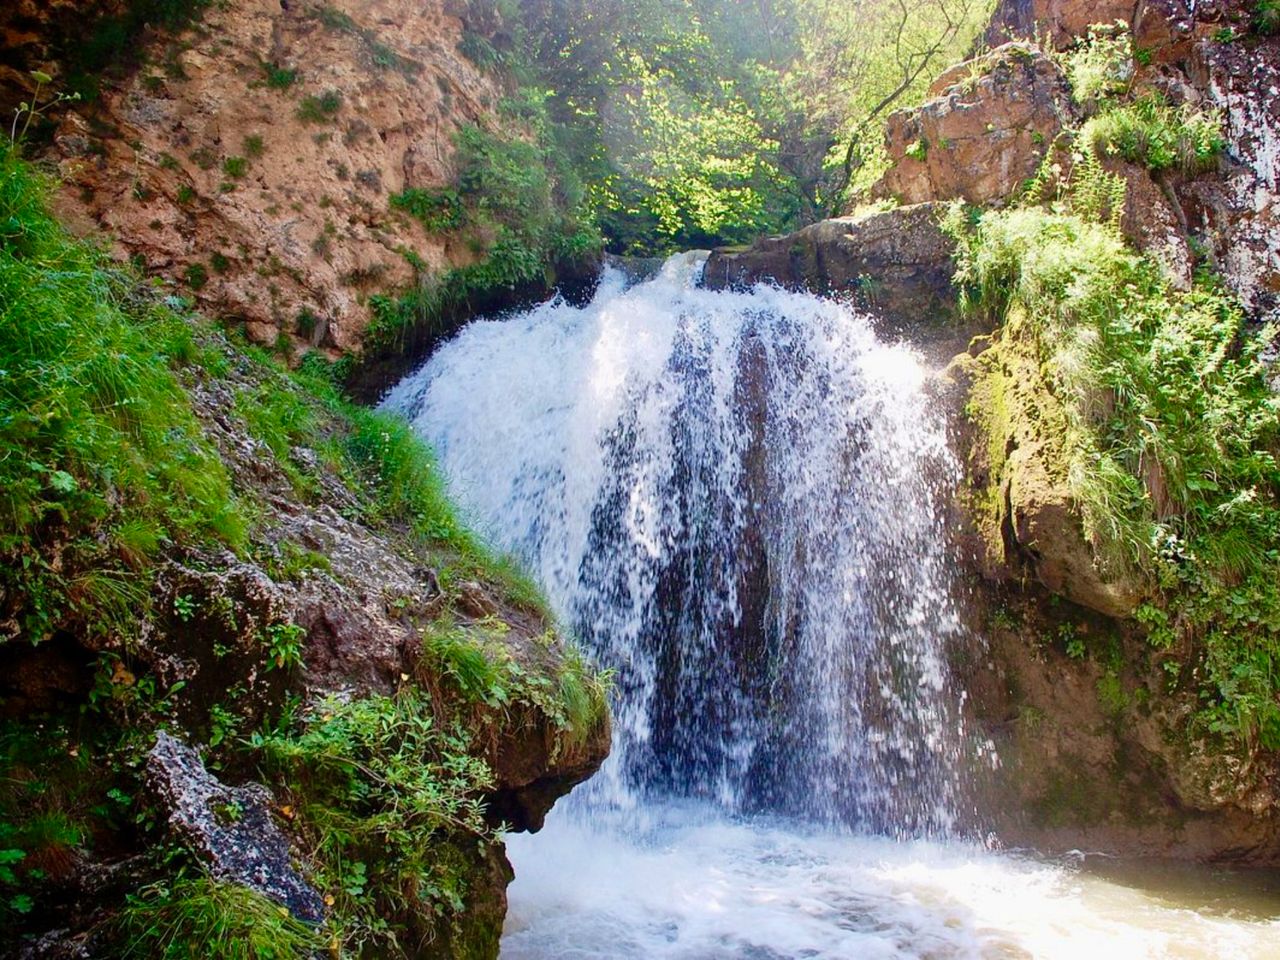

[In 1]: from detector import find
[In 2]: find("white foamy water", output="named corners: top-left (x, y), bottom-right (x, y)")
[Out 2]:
top-left (502, 802), bottom-right (1280, 960)
top-left (384, 255), bottom-right (1280, 958)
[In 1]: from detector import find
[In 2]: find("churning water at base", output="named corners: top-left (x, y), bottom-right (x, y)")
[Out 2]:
top-left (385, 256), bottom-right (1280, 958)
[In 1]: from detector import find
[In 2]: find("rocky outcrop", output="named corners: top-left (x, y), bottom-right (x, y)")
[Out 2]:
top-left (703, 202), bottom-right (960, 333)
top-left (145, 732), bottom-right (325, 923)
top-left (955, 587), bottom-right (1280, 861)
top-left (4, 0), bottom-right (506, 353)
top-left (875, 43), bottom-right (1077, 207)
top-left (942, 324), bottom-right (1144, 619)
top-left (981, 0), bottom-right (1280, 319)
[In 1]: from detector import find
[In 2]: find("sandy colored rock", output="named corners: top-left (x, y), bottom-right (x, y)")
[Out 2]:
top-left (15, 0), bottom-right (507, 353)
top-left (875, 43), bottom-right (1077, 208)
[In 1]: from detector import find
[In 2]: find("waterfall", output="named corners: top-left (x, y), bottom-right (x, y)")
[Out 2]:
top-left (383, 252), bottom-right (969, 835)
top-left (383, 255), bottom-right (1280, 959)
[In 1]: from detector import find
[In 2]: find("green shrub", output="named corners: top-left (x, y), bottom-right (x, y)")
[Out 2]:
top-left (112, 877), bottom-right (321, 959)
top-left (253, 692), bottom-right (493, 953)
top-left (296, 89), bottom-right (342, 123)
top-left (242, 135), bottom-right (265, 159)
top-left (389, 188), bottom-right (463, 232)
top-left (1084, 94), bottom-right (1225, 175)
top-left (221, 156), bottom-right (248, 179)
top-left (184, 262), bottom-right (208, 289)
top-left (0, 149), bottom-right (242, 644)
top-left (260, 61), bottom-right (298, 90)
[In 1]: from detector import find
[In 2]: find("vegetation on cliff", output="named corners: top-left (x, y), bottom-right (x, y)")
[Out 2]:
top-left (0, 147), bottom-right (609, 956)
top-left (949, 25), bottom-right (1280, 750)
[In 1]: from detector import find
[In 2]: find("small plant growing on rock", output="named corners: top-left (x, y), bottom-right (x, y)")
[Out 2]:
top-left (263, 622), bottom-right (305, 672)
top-left (260, 60), bottom-right (299, 90)
top-left (184, 263), bottom-right (208, 290)
top-left (1062, 21), bottom-right (1133, 104)
top-left (222, 156), bottom-right (248, 179)
top-left (296, 89), bottom-right (342, 124)
top-left (242, 134), bottom-right (265, 159)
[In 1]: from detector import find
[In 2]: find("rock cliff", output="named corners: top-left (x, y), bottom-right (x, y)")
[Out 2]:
top-left (2, 0), bottom-right (511, 354)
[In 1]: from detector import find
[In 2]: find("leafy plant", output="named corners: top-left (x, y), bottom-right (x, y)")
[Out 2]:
top-left (1062, 21), bottom-right (1134, 103)
top-left (253, 692), bottom-right (494, 953)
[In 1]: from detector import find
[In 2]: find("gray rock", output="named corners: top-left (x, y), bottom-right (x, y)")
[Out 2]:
top-left (145, 732), bottom-right (325, 924)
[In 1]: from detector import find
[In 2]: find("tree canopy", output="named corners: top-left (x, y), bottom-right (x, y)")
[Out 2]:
top-left (493, 0), bottom-right (992, 253)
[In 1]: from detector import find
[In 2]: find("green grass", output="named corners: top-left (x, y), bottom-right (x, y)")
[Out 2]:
top-left (422, 619), bottom-right (611, 755)
top-left (0, 148), bottom-right (242, 645)
top-left (1084, 94), bottom-right (1226, 176)
top-left (112, 877), bottom-right (322, 959)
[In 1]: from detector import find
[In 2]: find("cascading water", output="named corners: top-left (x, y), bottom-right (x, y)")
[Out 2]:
top-left (384, 256), bottom-right (1280, 959)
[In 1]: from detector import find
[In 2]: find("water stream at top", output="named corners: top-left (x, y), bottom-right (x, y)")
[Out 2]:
top-left (384, 255), bottom-right (1280, 959)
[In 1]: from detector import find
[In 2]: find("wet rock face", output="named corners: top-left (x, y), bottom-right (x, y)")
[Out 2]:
top-left (874, 44), bottom-right (1077, 208)
top-left (11, 0), bottom-right (504, 353)
top-left (145, 732), bottom-right (325, 923)
top-left (945, 332), bottom-right (1144, 621)
top-left (703, 202), bottom-right (960, 335)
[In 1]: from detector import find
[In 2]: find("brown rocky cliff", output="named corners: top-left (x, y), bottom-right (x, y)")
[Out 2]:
top-left (5, 0), bottom-right (507, 354)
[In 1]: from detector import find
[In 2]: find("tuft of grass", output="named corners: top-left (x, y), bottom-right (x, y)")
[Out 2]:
top-left (296, 89), bottom-right (342, 124)
top-left (0, 148), bottom-right (242, 645)
top-left (112, 876), bottom-right (322, 959)
top-left (222, 156), bottom-right (248, 179)
top-left (1084, 94), bottom-right (1225, 176)
top-left (422, 619), bottom-right (610, 753)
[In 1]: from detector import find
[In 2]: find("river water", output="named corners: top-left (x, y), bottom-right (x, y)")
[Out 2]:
top-left (384, 255), bottom-right (1280, 959)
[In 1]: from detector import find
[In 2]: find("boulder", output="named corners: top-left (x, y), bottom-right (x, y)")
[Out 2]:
top-left (145, 732), bottom-right (326, 923)
top-left (874, 43), bottom-right (1077, 208)
top-left (703, 202), bottom-right (959, 330)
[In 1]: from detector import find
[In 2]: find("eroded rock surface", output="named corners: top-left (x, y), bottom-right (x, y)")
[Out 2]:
top-left (875, 43), bottom-right (1077, 207)
top-left (703, 202), bottom-right (960, 333)
top-left (146, 732), bottom-right (326, 923)
top-left (4, 0), bottom-right (505, 353)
